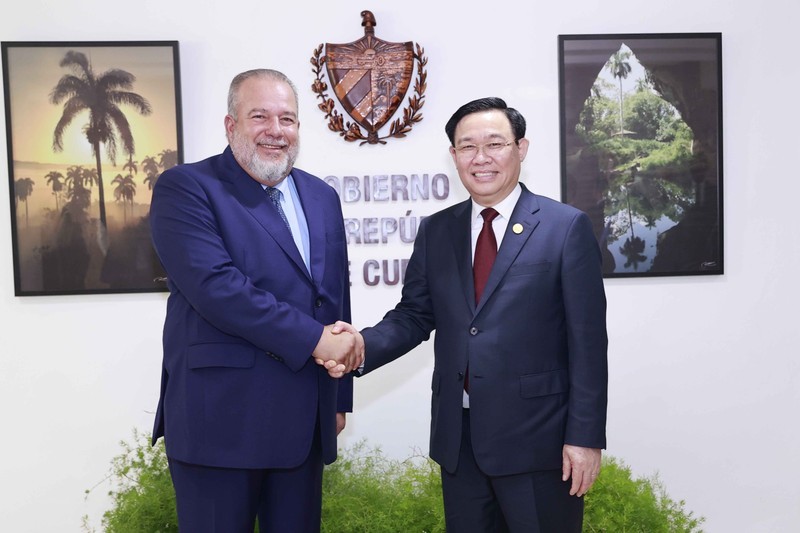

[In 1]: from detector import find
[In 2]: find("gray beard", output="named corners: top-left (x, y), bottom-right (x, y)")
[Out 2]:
top-left (230, 131), bottom-right (299, 185)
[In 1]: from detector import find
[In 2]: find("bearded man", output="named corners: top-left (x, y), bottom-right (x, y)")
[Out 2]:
top-left (149, 69), bottom-right (361, 533)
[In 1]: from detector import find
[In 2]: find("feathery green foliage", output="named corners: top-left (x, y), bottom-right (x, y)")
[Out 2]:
top-left (584, 456), bottom-right (704, 532)
top-left (83, 431), bottom-right (703, 532)
top-left (321, 440), bottom-right (445, 532)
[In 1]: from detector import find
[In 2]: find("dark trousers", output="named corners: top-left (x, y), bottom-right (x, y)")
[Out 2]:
top-left (168, 435), bottom-right (323, 533)
top-left (441, 409), bottom-right (583, 533)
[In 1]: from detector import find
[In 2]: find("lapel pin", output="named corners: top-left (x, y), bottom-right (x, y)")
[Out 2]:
top-left (512, 223), bottom-right (524, 234)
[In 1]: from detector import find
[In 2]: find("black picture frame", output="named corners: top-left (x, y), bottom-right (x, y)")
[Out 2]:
top-left (2, 41), bottom-right (183, 295)
top-left (558, 33), bottom-right (723, 277)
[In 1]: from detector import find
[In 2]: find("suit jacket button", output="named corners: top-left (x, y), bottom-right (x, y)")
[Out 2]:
top-left (314, 297), bottom-right (323, 308)
top-left (457, 372), bottom-right (464, 380)
top-left (469, 326), bottom-right (478, 335)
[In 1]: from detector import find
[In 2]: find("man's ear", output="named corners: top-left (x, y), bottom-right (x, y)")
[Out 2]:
top-left (224, 115), bottom-right (235, 141)
top-left (517, 138), bottom-right (530, 162)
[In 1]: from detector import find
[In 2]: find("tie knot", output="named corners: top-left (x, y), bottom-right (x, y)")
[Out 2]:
top-left (266, 187), bottom-right (282, 202)
top-left (480, 207), bottom-right (499, 224)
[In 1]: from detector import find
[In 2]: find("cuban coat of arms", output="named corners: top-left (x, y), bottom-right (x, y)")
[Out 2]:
top-left (310, 10), bottom-right (427, 145)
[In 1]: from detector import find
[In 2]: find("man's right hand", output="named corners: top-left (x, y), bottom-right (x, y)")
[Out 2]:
top-left (312, 323), bottom-right (362, 377)
top-left (314, 321), bottom-right (364, 378)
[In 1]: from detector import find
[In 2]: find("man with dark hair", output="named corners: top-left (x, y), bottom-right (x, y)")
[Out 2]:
top-left (326, 96), bottom-right (608, 532)
top-left (151, 68), bottom-right (362, 532)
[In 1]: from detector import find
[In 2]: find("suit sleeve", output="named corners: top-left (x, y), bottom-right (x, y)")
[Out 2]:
top-left (561, 212), bottom-right (608, 449)
top-left (150, 167), bottom-right (324, 372)
top-left (336, 197), bottom-right (354, 412)
top-left (360, 216), bottom-right (436, 373)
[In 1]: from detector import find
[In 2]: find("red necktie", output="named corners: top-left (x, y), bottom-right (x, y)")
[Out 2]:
top-left (467, 208), bottom-right (499, 393)
top-left (473, 208), bottom-right (499, 304)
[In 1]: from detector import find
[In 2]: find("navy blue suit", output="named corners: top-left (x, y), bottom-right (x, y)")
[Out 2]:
top-left (150, 146), bottom-right (351, 528)
top-left (360, 185), bottom-right (607, 530)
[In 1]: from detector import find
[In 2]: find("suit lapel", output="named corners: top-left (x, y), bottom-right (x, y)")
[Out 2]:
top-left (219, 148), bottom-right (310, 280)
top-left (447, 199), bottom-right (477, 312)
top-left (475, 187), bottom-right (541, 315)
top-left (292, 169), bottom-right (325, 283)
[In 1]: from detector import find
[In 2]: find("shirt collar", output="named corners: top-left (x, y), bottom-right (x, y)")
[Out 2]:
top-left (471, 183), bottom-right (522, 222)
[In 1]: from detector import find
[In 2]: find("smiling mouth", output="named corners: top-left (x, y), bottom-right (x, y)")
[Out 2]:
top-left (472, 171), bottom-right (496, 180)
top-left (258, 142), bottom-right (286, 150)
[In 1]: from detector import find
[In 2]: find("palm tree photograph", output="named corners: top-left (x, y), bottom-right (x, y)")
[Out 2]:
top-left (2, 41), bottom-right (183, 295)
top-left (558, 34), bottom-right (722, 277)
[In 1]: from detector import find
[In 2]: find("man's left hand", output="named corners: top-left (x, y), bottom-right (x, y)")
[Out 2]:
top-left (336, 413), bottom-right (346, 435)
top-left (562, 445), bottom-right (602, 497)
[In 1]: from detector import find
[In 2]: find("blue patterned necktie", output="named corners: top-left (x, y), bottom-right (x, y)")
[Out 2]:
top-left (266, 186), bottom-right (292, 233)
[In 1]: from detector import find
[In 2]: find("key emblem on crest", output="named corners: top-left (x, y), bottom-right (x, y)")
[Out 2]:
top-left (310, 10), bottom-right (427, 145)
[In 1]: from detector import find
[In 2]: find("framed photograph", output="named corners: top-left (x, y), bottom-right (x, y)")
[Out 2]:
top-left (2, 41), bottom-right (182, 295)
top-left (558, 33), bottom-right (722, 277)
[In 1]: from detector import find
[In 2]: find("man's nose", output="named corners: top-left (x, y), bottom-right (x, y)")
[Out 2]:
top-left (262, 117), bottom-right (282, 135)
top-left (473, 149), bottom-right (492, 163)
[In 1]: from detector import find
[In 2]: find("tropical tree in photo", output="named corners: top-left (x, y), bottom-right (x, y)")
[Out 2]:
top-left (577, 79), bottom-right (618, 144)
top-left (123, 154), bottom-right (138, 178)
top-left (15, 177), bottom-right (35, 228)
top-left (606, 49), bottom-right (632, 134)
top-left (112, 173), bottom-right (137, 224)
top-left (141, 155), bottom-right (160, 190)
top-left (64, 166), bottom-right (93, 211)
top-left (50, 50), bottom-right (152, 243)
top-left (65, 165), bottom-right (93, 192)
top-left (619, 235), bottom-right (647, 270)
top-left (158, 148), bottom-right (178, 171)
top-left (84, 167), bottom-right (99, 189)
top-left (65, 178), bottom-right (92, 212)
top-left (45, 170), bottom-right (65, 211)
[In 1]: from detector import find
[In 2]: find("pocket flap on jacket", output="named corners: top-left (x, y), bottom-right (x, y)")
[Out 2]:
top-left (520, 369), bottom-right (569, 398)
top-left (507, 260), bottom-right (552, 277)
top-left (187, 343), bottom-right (257, 369)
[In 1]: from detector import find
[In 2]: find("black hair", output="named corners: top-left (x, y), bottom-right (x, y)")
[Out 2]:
top-left (444, 97), bottom-right (526, 145)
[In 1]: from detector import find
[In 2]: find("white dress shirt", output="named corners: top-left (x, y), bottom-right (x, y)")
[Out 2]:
top-left (464, 184), bottom-right (523, 408)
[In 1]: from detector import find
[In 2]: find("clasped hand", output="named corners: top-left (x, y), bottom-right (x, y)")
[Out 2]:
top-left (312, 322), bottom-right (364, 378)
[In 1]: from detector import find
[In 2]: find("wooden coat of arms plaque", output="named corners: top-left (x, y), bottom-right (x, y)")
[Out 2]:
top-left (311, 11), bottom-right (427, 145)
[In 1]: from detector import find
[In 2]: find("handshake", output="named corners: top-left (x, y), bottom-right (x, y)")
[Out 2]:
top-left (312, 321), bottom-right (364, 378)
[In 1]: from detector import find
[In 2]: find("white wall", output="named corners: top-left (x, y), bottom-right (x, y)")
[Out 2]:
top-left (2, 1), bottom-right (798, 531)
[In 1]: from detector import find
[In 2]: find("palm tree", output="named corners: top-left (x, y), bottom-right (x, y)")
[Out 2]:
top-left (122, 154), bottom-right (138, 177)
top-left (158, 149), bottom-right (178, 170)
top-left (84, 167), bottom-right (99, 189)
top-left (112, 174), bottom-right (137, 223)
top-left (141, 155), bottom-right (160, 190)
top-left (619, 235), bottom-right (647, 270)
top-left (50, 50), bottom-right (152, 239)
top-left (65, 177), bottom-right (92, 211)
top-left (65, 165), bottom-right (93, 191)
top-left (64, 165), bottom-right (93, 211)
top-left (15, 177), bottom-right (35, 228)
top-left (44, 171), bottom-right (65, 211)
top-left (606, 50), bottom-right (632, 134)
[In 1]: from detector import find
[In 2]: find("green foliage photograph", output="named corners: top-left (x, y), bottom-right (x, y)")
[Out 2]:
top-left (559, 34), bottom-right (722, 277)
